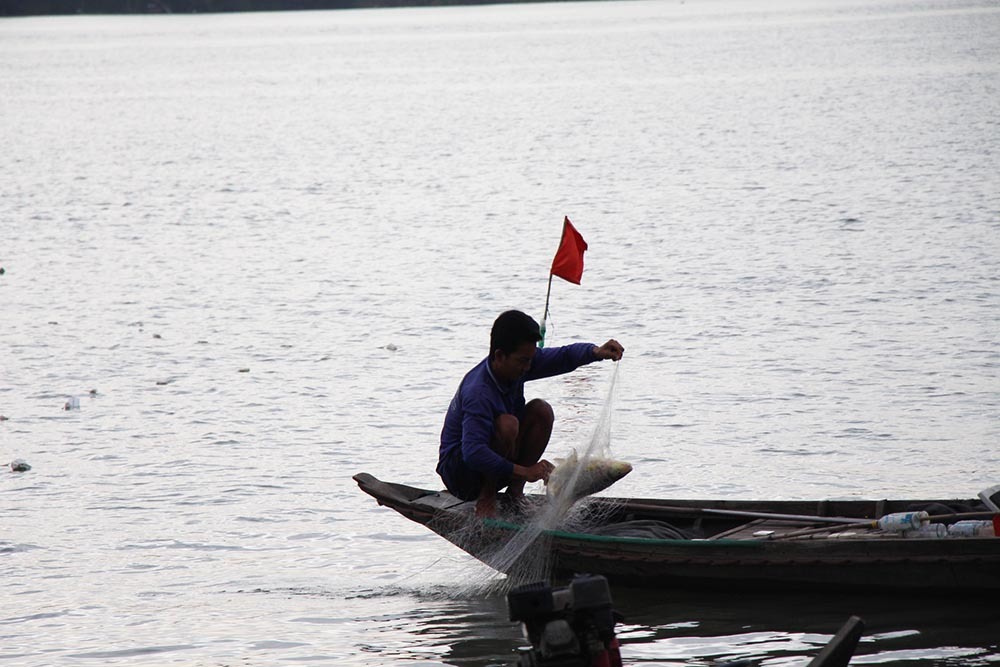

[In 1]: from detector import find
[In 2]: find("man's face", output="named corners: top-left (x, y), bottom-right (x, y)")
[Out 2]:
top-left (492, 341), bottom-right (536, 384)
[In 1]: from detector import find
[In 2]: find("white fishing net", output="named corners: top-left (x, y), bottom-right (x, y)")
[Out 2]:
top-left (435, 363), bottom-right (631, 595)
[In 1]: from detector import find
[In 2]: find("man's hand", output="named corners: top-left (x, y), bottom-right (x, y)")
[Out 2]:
top-left (594, 339), bottom-right (624, 361)
top-left (514, 459), bottom-right (554, 483)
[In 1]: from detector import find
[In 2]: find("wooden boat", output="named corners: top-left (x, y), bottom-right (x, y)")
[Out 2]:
top-left (354, 472), bottom-right (1000, 593)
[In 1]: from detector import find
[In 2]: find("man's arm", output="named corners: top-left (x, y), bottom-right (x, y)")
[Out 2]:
top-left (460, 395), bottom-right (515, 479)
top-left (527, 339), bottom-right (625, 380)
top-left (526, 342), bottom-right (598, 380)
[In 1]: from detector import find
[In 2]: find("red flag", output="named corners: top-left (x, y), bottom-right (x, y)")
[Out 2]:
top-left (550, 217), bottom-right (588, 285)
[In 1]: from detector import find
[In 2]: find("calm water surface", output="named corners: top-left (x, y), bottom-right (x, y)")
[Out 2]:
top-left (1, 0), bottom-right (999, 664)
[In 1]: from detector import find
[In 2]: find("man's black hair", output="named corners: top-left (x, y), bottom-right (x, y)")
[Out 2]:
top-left (490, 310), bottom-right (541, 357)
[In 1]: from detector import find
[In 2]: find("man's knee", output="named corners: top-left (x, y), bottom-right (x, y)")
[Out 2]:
top-left (493, 414), bottom-right (520, 456)
top-left (524, 399), bottom-right (554, 427)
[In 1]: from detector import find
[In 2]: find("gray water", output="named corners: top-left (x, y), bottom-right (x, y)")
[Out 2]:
top-left (2, 0), bottom-right (999, 664)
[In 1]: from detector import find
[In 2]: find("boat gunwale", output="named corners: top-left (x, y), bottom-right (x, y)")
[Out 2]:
top-left (354, 473), bottom-right (986, 517)
top-left (480, 517), bottom-right (1000, 552)
top-left (482, 517), bottom-right (761, 548)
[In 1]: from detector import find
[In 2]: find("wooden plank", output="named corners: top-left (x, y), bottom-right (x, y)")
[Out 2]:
top-left (707, 518), bottom-right (767, 540)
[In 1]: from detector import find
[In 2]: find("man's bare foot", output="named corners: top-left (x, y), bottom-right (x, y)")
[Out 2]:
top-left (500, 491), bottom-right (532, 517)
top-left (475, 496), bottom-right (497, 518)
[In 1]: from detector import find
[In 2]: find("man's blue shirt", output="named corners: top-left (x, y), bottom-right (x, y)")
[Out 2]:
top-left (438, 342), bottom-right (598, 481)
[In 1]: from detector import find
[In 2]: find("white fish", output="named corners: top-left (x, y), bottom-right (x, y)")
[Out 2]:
top-left (546, 450), bottom-right (632, 503)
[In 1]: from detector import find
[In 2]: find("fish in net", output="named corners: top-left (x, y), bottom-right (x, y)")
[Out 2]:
top-left (546, 449), bottom-right (632, 505)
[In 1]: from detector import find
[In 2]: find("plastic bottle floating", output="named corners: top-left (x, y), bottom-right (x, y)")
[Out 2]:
top-left (63, 397), bottom-right (80, 411)
top-left (876, 511), bottom-right (929, 532)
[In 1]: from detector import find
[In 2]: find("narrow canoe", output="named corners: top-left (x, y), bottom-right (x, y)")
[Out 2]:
top-left (354, 472), bottom-right (1000, 593)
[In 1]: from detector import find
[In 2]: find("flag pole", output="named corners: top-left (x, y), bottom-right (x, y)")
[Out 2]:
top-left (540, 273), bottom-right (554, 348)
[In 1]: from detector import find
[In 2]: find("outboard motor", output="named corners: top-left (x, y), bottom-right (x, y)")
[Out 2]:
top-left (507, 574), bottom-right (623, 667)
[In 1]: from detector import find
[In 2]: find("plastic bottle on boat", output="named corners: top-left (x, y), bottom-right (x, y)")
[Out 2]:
top-left (902, 523), bottom-right (947, 539)
top-left (876, 511), bottom-right (929, 532)
top-left (947, 520), bottom-right (996, 537)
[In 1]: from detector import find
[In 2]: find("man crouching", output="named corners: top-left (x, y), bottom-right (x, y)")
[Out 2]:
top-left (437, 310), bottom-right (624, 517)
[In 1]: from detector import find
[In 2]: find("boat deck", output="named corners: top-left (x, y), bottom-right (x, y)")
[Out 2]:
top-left (706, 518), bottom-right (886, 541)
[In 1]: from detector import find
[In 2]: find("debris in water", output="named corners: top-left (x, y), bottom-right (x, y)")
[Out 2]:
top-left (63, 397), bottom-right (80, 410)
top-left (9, 459), bottom-right (31, 472)
top-left (238, 368), bottom-right (250, 373)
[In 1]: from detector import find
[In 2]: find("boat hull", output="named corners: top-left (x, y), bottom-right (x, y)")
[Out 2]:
top-left (354, 473), bottom-right (1000, 592)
